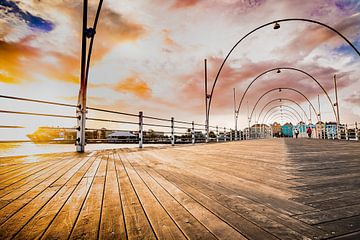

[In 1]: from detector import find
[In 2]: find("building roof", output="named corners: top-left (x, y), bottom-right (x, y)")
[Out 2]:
top-left (108, 131), bottom-right (136, 137)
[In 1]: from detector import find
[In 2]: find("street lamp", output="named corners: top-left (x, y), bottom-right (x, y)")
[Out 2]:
top-left (274, 22), bottom-right (280, 30)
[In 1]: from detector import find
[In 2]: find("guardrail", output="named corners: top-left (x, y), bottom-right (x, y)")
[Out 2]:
top-left (0, 94), bottom-right (241, 149)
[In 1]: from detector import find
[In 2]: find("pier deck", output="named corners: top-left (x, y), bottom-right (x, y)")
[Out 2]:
top-left (0, 139), bottom-right (359, 239)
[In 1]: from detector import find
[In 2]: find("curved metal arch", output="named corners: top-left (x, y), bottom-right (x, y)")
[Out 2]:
top-left (267, 113), bottom-right (297, 124)
top-left (257, 98), bottom-right (309, 123)
top-left (262, 105), bottom-right (304, 124)
top-left (236, 67), bottom-right (336, 122)
top-left (249, 87), bottom-right (319, 123)
top-left (263, 108), bottom-right (301, 124)
top-left (207, 18), bottom-right (359, 122)
top-left (265, 110), bottom-right (300, 124)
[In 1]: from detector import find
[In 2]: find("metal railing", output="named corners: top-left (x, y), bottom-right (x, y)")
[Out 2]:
top-left (0, 94), bottom-right (240, 149)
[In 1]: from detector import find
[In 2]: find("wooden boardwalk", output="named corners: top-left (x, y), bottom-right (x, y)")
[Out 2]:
top-left (0, 139), bottom-right (359, 240)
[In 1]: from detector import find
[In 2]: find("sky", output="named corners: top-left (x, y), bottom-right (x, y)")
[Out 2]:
top-left (0, 0), bottom-right (360, 140)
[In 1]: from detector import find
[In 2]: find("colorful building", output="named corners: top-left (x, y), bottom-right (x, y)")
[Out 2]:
top-left (281, 123), bottom-right (293, 137)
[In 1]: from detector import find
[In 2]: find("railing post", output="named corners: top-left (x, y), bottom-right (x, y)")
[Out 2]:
top-left (216, 126), bottom-right (219, 142)
top-left (345, 124), bottom-right (348, 140)
top-left (192, 121), bottom-right (195, 144)
top-left (171, 117), bottom-right (175, 146)
top-left (139, 111), bottom-right (143, 148)
top-left (230, 129), bottom-right (233, 141)
top-left (355, 122), bottom-right (359, 141)
top-left (224, 127), bottom-right (227, 142)
top-left (205, 122), bottom-right (209, 143)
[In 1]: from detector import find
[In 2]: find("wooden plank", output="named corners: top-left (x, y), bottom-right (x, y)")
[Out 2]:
top-left (40, 155), bottom-right (102, 239)
top-left (0, 154), bottom-right (93, 239)
top-left (130, 152), bottom-right (247, 240)
top-left (146, 149), bottom-right (314, 216)
top-left (99, 153), bottom-right (126, 240)
top-left (121, 154), bottom-right (186, 240)
top-left (69, 153), bottom-right (108, 239)
top-left (11, 154), bottom-right (97, 240)
top-left (0, 157), bottom-right (70, 199)
top-left (114, 152), bottom-right (157, 240)
top-left (315, 215), bottom-right (360, 238)
top-left (127, 155), bottom-right (217, 240)
top-left (0, 158), bottom-right (79, 224)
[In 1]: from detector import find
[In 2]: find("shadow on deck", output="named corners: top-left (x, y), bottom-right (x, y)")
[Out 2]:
top-left (0, 139), bottom-right (359, 240)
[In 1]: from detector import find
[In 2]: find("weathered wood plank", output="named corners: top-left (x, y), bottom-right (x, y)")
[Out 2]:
top-left (99, 153), bottom-right (126, 240)
top-left (114, 152), bottom-right (156, 240)
top-left (12, 153), bottom-right (97, 240)
top-left (40, 155), bottom-right (102, 239)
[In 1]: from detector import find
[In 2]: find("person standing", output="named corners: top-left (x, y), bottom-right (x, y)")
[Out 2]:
top-left (306, 127), bottom-right (312, 138)
top-left (295, 128), bottom-right (299, 138)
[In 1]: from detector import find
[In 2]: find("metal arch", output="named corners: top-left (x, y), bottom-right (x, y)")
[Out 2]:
top-left (249, 87), bottom-right (319, 123)
top-left (263, 108), bottom-right (302, 124)
top-left (236, 67), bottom-right (336, 123)
top-left (257, 98), bottom-right (309, 123)
top-left (262, 105), bottom-right (304, 124)
top-left (207, 18), bottom-right (359, 124)
top-left (267, 113), bottom-right (297, 125)
top-left (265, 110), bottom-right (300, 125)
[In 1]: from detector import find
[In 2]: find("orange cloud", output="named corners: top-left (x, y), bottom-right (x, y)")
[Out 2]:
top-left (171, 0), bottom-right (200, 9)
top-left (0, 37), bottom-right (39, 84)
top-left (115, 75), bottom-right (151, 99)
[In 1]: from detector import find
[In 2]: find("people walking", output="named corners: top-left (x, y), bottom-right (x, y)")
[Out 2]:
top-left (306, 127), bottom-right (312, 138)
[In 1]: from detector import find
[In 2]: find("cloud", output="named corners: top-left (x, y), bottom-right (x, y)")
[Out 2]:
top-left (0, 37), bottom-right (39, 84)
top-left (171, 0), bottom-right (200, 9)
top-left (0, 0), bottom-right (54, 32)
top-left (0, 1), bottom-right (146, 84)
top-left (114, 75), bottom-right (151, 99)
top-left (345, 91), bottom-right (360, 104)
top-left (277, 13), bottom-right (360, 59)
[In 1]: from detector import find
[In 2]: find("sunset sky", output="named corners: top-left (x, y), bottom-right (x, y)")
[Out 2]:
top-left (0, 0), bottom-right (360, 140)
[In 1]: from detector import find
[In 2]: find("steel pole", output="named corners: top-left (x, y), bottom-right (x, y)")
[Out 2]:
top-left (76, 0), bottom-right (88, 152)
top-left (171, 117), bottom-right (175, 146)
top-left (192, 121), bottom-right (195, 144)
top-left (233, 88), bottom-right (238, 140)
top-left (334, 75), bottom-right (341, 139)
top-left (204, 59), bottom-right (209, 143)
top-left (139, 111), bottom-right (143, 148)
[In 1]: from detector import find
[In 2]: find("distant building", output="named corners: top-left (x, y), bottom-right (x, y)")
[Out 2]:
top-left (271, 122), bottom-right (282, 137)
top-left (315, 121), bottom-right (325, 139)
top-left (281, 123), bottom-right (293, 137)
top-left (107, 131), bottom-right (137, 141)
top-left (294, 121), bottom-right (307, 138)
top-left (325, 122), bottom-right (337, 139)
